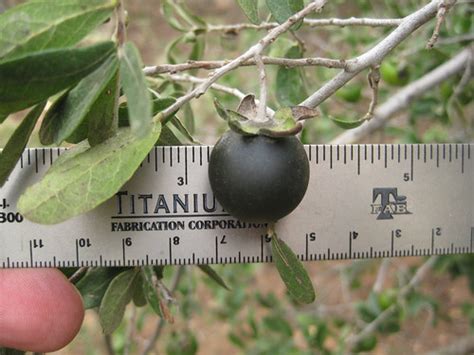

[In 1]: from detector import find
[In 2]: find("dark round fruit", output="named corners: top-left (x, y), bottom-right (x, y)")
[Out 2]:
top-left (208, 130), bottom-right (310, 223)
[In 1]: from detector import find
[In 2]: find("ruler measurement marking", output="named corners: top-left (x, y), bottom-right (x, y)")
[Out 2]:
top-left (29, 240), bottom-right (33, 267)
top-left (436, 144), bottom-right (440, 167)
top-left (184, 147), bottom-right (189, 185)
top-left (330, 146), bottom-right (333, 169)
top-left (76, 239), bottom-right (80, 265)
top-left (384, 145), bottom-right (387, 168)
top-left (431, 229), bottom-right (435, 255)
top-left (391, 234), bottom-right (396, 257)
top-left (34, 150), bottom-right (38, 173)
top-left (323, 145), bottom-right (326, 161)
top-left (351, 145), bottom-right (354, 161)
top-left (378, 145), bottom-right (381, 161)
top-left (154, 148), bottom-right (158, 172)
top-left (462, 144), bottom-right (465, 173)
top-left (337, 145), bottom-right (340, 161)
top-left (177, 146), bottom-right (180, 163)
top-left (449, 144), bottom-right (452, 162)
top-left (169, 147), bottom-right (173, 167)
top-left (348, 232), bottom-right (352, 258)
top-left (357, 145), bottom-right (361, 175)
top-left (168, 238), bottom-right (173, 265)
top-left (344, 145), bottom-right (347, 164)
top-left (371, 145), bottom-right (374, 164)
top-left (305, 233), bottom-right (309, 260)
top-left (122, 239), bottom-right (126, 265)
top-left (308, 146), bottom-right (312, 161)
top-left (471, 228), bottom-right (473, 253)
top-left (316, 145), bottom-right (319, 164)
top-left (397, 145), bottom-right (401, 163)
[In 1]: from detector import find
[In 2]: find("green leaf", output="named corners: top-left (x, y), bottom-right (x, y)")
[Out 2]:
top-left (118, 97), bottom-right (176, 127)
top-left (160, 0), bottom-right (189, 32)
top-left (271, 231), bottom-right (315, 304)
top-left (157, 119), bottom-right (194, 145)
top-left (0, 102), bottom-right (46, 187)
top-left (99, 268), bottom-right (139, 335)
top-left (237, 0), bottom-right (260, 24)
top-left (0, 0), bottom-right (117, 62)
top-left (265, 0), bottom-right (304, 27)
top-left (132, 272), bottom-right (147, 307)
top-left (17, 124), bottom-right (161, 224)
top-left (329, 116), bottom-right (366, 129)
top-left (76, 267), bottom-right (129, 309)
top-left (87, 71), bottom-right (119, 146)
top-left (39, 53), bottom-right (118, 145)
top-left (120, 42), bottom-right (152, 137)
top-left (198, 265), bottom-right (230, 290)
top-left (276, 45), bottom-right (307, 106)
top-left (0, 41), bottom-right (116, 116)
top-left (141, 266), bottom-right (163, 317)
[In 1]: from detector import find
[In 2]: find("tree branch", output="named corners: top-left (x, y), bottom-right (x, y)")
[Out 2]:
top-left (300, 0), bottom-right (443, 110)
top-left (157, 0), bottom-right (327, 120)
top-left (143, 56), bottom-right (345, 75)
top-left (330, 47), bottom-right (471, 144)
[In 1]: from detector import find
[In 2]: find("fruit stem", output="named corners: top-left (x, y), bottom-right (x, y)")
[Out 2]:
top-left (267, 222), bottom-right (276, 239)
top-left (254, 53), bottom-right (269, 123)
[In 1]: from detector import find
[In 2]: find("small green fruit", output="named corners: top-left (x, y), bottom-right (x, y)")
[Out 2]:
top-left (335, 84), bottom-right (363, 103)
top-left (380, 61), bottom-right (409, 86)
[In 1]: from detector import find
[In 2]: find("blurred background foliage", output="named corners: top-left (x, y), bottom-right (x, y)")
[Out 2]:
top-left (0, 0), bottom-right (472, 354)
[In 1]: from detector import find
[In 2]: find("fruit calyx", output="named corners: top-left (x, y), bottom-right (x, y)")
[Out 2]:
top-left (214, 94), bottom-right (318, 138)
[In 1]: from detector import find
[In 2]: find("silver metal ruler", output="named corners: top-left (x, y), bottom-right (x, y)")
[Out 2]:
top-left (0, 144), bottom-right (473, 268)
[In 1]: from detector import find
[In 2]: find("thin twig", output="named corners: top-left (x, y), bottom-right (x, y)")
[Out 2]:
top-left (123, 305), bottom-right (137, 355)
top-left (142, 266), bottom-right (186, 355)
top-left (346, 256), bottom-right (438, 350)
top-left (104, 334), bottom-right (115, 355)
top-left (68, 267), bottom-right (88, 284)
top-left (426, 0), bottom-right (457, 49)
top-left (166, 73), bottom-right (276, 116)
top-left (364, 64), bottom-right (381, 120)
top-left (156, 0), bottom-right (327, 121)
top-left (254, 53), bottom-right (267, 122)
top-left (115, 0), bottom-right (126, 48)
top-left (143, 56), bottom-right (345, 76)
top-left (437, 33), bottom-right (474, 46)
top-left (372, 259), bottom-right (390, 293)
top-left (205, 17), bottom-right (403, 33)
